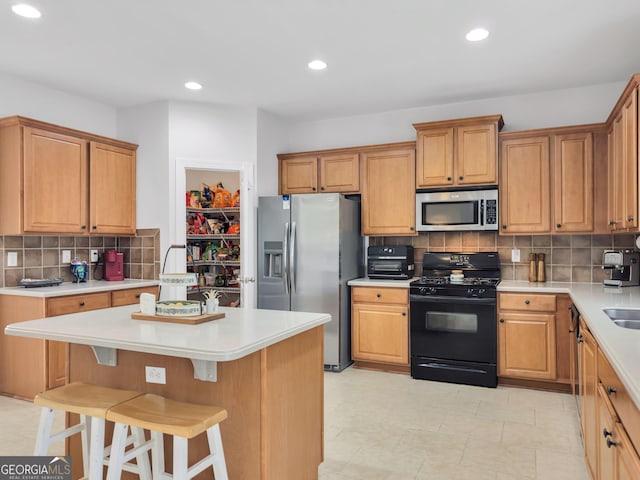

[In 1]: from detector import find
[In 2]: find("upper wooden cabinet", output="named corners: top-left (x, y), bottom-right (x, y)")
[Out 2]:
top-left (0, 116), bottom-right (138, 235)
top-left (499, 125), bottom-right (603, 234)
top-left (607, 83), bottom-right (638, 231)
top-left (361, 143), bottom-right (416, 236)
top-left (413, 115), bottom-right (503, 188)
top-left (278, 151), bottom-right (359, 194)
top-left (500, 135), bottom-right (551, 233)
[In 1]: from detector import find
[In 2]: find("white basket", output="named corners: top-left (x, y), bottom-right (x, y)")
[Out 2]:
top-left (155, 300), bottom-right (202, 316)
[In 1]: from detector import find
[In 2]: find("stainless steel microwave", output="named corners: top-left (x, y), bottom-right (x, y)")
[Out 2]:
top-left (415, 188), bottom-right (498, 231)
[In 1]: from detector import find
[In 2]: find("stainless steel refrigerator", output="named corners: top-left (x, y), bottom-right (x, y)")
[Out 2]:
top-left (257, 193), bottom-right (361, 371)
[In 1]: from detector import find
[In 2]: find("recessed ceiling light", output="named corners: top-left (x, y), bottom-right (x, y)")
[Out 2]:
top-left (308, 60), bottom-right (327, 71)
top-left (11, 3), bottom-right (41, 18)
top-left (184, 81), bottom-right (203, 90)
top-left (466, 28), bottom-right (489, 42)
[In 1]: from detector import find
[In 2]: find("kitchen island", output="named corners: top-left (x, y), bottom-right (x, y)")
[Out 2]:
top-left (5, 305), bottom-right (330, 480)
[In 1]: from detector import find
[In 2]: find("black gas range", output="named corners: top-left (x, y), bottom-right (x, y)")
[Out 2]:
top-left (410, 252), bottom-right (500, 388)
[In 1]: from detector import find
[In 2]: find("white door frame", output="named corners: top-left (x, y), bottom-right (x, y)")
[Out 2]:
top-left (173, 157), bottom-right (256, 308)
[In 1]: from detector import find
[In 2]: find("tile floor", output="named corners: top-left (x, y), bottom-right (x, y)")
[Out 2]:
top-left (320, 367), bottom-right (590, 480)
top-left (0, 368), bottom-right (589, 479)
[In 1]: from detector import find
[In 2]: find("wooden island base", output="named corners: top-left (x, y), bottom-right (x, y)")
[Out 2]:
top-left (67, 326), bottom-right (324, 480)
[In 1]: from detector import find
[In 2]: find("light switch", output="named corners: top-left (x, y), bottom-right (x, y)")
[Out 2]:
top-left (7, 252), bottom-right (17, 267)
top-left (511, 249), bottom-right (521, 263)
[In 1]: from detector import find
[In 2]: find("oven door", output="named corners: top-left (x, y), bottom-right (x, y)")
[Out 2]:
top-left (410, 294), bottom-right (497, 363)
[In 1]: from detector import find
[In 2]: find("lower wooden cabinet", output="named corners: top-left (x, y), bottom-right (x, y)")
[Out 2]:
top-left (579, 315), bottom-right (640, 480)
top-left (498, 292), bottom-right (562, 382)
top-left (351, 286), bottom-right (409, 371)
top-left (580, 320), bottom-right (598, 479)
top-left (0, 286), bottom-right (157, 399)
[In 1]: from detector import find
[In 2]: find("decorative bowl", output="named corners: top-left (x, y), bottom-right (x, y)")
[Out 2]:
top-left (155, 300), bottom-right (202, 316)
top-left (158, 273), bottom-right (198, 286)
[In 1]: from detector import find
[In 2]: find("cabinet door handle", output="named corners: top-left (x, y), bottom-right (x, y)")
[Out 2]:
top-left (577, 334), bottom-right (584, 344)
top-left (135, 294), bottom-right (141, 298)
top-left (502, 225), bottom-right (507, 230)
top-left (312, 187), bottom-right (316, 191)
top-left (628, 215), bottom-right (634, 222)
top-left (447, 177), bottom-right (452, 181)
top-left (606, 438), bottom-right (618, 448)
top-left (79, 301), bottom-right (85, 307)
top-left (603, 428), bottom-right (612, 438)
top-left (92, 225), bottom-right (97, 230)
top-left (609, 220), bottom-right (617, 225)
top-left (376, 293), bottom-right (381, 298)
top-left (81, 225), bottom-right (87, 230)
top-left (499, 319), bottom-right (505, 323)
top-left (459, 176), bottom-right (464, 180)
top-left (556, 224), bottom-right (562, 228)
top-left (409, 226), bottom-right (415, 231)
top-left (606, 386), bottom-right (617, 395)
top-left (402, 312), bottom-right (406, 316)
top-left (524, 299), bottom-right (530, 305)
top-left (320, 186), bottom-right (325, 191)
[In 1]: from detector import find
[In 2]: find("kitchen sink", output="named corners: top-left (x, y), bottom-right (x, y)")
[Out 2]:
top-left (603, 308), bottom-right (640, 330)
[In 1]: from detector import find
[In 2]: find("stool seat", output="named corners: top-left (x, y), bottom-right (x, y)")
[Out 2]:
top-left (106, 394), bottom-right (229, 480)
top-left (106, 394), bottom-right (228, 438)
top-left (34, 382), bottom-right (150, 480)
top-left (35, 382), bottom-right (142, 418)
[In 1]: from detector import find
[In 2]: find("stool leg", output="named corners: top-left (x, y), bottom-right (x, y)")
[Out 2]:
top-left (206, 425), bottom-right (228, 480)
top-left (106, 422), bottom-right (128, 480)
top-left (131, 427), bottom-right (152, 480)
top-left (79, 415), bottom-right (91, 479)
top-left (34, 407), bottom-right (54, 456)
top-left (150, 431), bottom-right (165, 480)
top-left (88, 417), bottom-right (106, 480)
top-left (172, 436), bottom-right (188, 480)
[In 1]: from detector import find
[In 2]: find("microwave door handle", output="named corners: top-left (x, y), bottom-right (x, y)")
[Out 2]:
top-left (480, 199), bottom-right (484, 226)
top-left (283, 222), bottom-right (289, 295)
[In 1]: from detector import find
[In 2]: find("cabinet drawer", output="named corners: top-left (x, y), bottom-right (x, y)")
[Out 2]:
top-left (46, 292), bottom-right (111, 317)
top-left (111, 287), bottom-right (158, 307)
top-left (499, 293), bottom-right (556, 312)
top-left (352, 287), bottom-right (408, 305)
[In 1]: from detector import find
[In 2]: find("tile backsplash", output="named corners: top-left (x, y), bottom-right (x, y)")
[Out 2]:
top-left (370, 232), bottom-right (638, 282)
top-left (0, 228), bottom-right (160, 287)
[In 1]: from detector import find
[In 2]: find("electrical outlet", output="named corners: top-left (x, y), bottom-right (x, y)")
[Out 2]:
top-left (90, 249), bottom-right (99, 263)
top-left (62, 250), bottom-right (72, 264)
top-left (511, 248), bottom-right (521, 263)
top-left (145, 366), bottom-right (166, 384)
top-left (7, 252), bottom-right (17, 267)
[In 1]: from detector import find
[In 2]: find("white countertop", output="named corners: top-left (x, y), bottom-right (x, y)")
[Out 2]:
top-left (347, 277), bottom-right (416, 288)
top-left (4, 304), bottom-right (331, 362)
top-left (499, 280), bottom-right (640, 410)
top-left (0, 279), bottom-right (159, 298)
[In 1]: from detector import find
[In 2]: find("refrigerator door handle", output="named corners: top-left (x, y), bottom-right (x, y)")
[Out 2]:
top-left (283, 222), bottom-right (289, 295)
top-left (290, 221), bottom-right (297, 293)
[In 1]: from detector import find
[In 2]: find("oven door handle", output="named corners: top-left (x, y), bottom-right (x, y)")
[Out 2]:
top-left (410, 294), bottom-right (496, 305)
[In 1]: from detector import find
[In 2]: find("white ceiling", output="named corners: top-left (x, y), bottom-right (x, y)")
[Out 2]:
top-left (2, 0), bottom-right (640, 121)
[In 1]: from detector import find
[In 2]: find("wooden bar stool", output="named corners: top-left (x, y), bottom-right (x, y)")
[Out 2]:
top-left (34, 382), bottom-right (150, 480)
top-left (106, 394), bottom-right (229, 480)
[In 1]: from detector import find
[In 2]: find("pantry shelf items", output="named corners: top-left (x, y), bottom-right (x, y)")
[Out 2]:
top-left (186, 182), bottom-right (241, 307)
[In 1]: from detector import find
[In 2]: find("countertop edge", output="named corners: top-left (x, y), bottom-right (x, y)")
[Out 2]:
top-left (0, 279), bottom-right (160, 297)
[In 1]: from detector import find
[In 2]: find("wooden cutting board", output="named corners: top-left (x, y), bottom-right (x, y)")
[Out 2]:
top-left (131, 311), bottom-right (225, 325)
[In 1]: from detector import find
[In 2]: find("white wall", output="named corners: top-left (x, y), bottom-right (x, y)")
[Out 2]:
top-left (285, 81), bottom-right (626, 152)
top-left (116, 101), bottom-right (170, 242)
top-left (0, 72), bottom-right (117, 136)
top-left (256, 109), bottom-right (291, 196)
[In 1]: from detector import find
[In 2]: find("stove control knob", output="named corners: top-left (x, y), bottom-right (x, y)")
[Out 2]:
top-left (478, 288), bottom-right (486, 296)
top-left (466, 288), bottom-right (475, 297)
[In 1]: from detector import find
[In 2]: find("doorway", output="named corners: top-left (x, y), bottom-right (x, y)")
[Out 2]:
top-left (174, 158), bottom-right (256, 308)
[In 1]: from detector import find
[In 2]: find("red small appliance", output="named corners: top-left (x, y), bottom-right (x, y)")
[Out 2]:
top-left (104, 249), bottom-right (124, 281)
